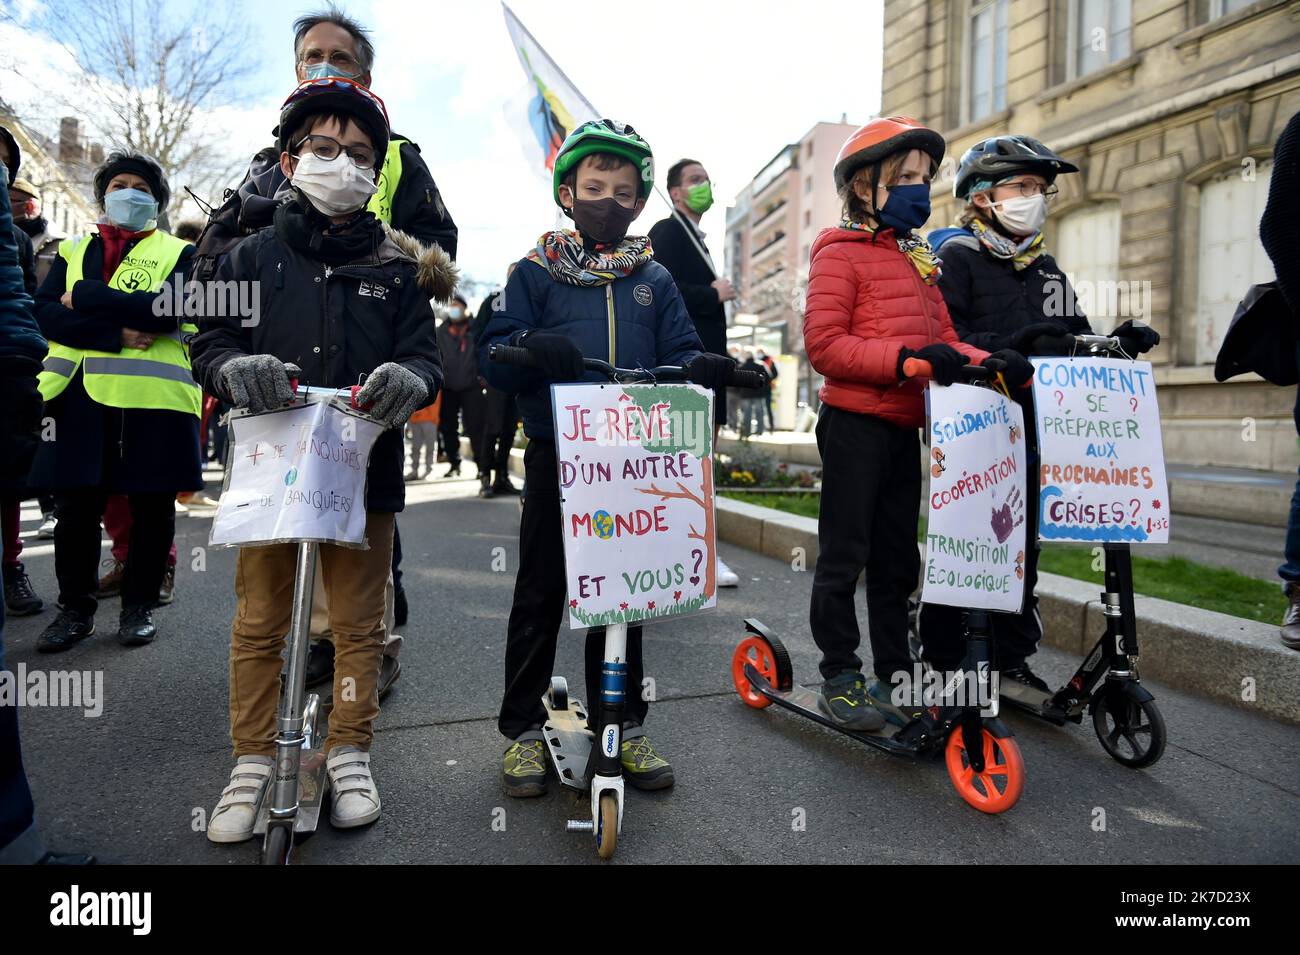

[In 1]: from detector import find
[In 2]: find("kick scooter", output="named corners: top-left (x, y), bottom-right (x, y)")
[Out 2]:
top-left (248, 366), bottom-right (373, 864)
top-left (912, 333), bottom-right (1166, 767)
top-left (732, 363), bottom-right (1026, 813)
top-left (491, 344), bottom-right (765, 856)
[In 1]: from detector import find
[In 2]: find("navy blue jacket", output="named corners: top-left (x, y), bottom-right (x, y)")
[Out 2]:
top-left (477, 254), bottom-right (703, 441)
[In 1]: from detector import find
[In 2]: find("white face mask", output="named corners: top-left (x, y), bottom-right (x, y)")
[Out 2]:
top-left (291, 151), bottom-right (377, 217)
top-left (990, 193), bottom-right (1048, 237)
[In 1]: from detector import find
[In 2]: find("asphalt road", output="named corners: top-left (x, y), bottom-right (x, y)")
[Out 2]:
top-left (6, 474), bottom-right (1300, 864)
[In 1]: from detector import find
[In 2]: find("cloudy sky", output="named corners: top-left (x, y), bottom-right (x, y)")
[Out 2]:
top-left (2, 0), bottom-right (884, 300)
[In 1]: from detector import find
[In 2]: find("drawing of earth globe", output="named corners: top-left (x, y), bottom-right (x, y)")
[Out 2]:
top-left (592, 510), bottom-right (614, 539)
top-left (284, 467), bottom-right (299, 486)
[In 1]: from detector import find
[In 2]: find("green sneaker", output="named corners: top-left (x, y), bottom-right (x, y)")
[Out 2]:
top-left (620, 733), bottom-right (675, 790)
top-left (867, 679), bottom-right (925, 728)
top-left (817, 671), bottom-right (886, 731)
top-left (502, 736), bottom-right (548, 798)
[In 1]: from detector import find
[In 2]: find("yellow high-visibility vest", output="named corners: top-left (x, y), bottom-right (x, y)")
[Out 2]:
top-left (38, 230), bottom-right (201, 417)
top-left (366, 138), bottom-right (405, 224)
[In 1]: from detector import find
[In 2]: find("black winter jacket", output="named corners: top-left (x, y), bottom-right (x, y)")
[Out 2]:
top-left (647, 213), bottom-right (726, 354)
top-left (190, 206), bottom-right (454, 512)
top-left (933, 233), bottom-right (1093, 352)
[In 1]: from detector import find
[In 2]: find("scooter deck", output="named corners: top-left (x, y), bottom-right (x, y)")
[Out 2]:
top-left (1000, 681), bottom-right (1078, 725)
top-left (542, 696), bottom-right (593, 791)
top-left (744, 663), bottom-right (922, 758)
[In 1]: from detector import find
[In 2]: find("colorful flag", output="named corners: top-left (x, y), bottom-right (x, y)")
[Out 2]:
top-left (502, 2), bottom-right (598, 172)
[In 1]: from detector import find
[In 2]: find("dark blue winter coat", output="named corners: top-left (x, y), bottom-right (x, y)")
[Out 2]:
top-left (477, 255), bottom-right (703, 441)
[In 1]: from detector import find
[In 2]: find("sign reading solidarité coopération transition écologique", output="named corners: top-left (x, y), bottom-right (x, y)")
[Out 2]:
top-left (1031, 356), bottom-right (1170, 544)
top-left (922, 382), bottom-right (1028, 613)
top-left (551, 382), bottom-right (717, 631)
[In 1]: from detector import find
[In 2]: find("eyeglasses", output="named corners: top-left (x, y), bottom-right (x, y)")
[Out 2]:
top-left (299, 49), bottom-right (362, 72)
top-left (294, 134), bottom-right (376, 169)
top-left (999, 179), bottom-right (1059, 200)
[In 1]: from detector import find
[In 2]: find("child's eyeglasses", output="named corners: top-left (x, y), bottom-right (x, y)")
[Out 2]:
top-left (294, 134), bottom-right (376, 169)
top-left (999, 179), bottom-right (1059, 200)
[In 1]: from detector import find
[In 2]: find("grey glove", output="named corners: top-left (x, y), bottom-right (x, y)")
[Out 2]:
top-left (220, 354), bottom-right (294, 414)
top-left (355, 362), bottom-right (429, 429)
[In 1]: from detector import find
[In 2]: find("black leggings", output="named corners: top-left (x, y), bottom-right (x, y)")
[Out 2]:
top-left (54, 489), bottom-right (174, 615)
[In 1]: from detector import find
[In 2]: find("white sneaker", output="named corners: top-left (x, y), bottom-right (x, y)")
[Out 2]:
top-left (207, 756), bottom-right (273, 844)
top-left (717, 558), bottom-right (740, 588)
top-left (327, 747), bottom-right (381, 829)
top-left (37, 513), bottom-right (56, 540)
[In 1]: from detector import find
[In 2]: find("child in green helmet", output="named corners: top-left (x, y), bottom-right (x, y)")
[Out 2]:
top-left (478, 119), bottom-right (734, 797)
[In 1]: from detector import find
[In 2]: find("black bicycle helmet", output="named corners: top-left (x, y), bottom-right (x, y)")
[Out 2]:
top-left (954, 135), bottom-right (1078, 200)
top-left (275, 77), bottom-right (391, 171)
top-left (93, 150), bottom-right (171, 213)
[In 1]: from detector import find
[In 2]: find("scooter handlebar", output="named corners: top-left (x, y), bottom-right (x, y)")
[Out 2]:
top-left (901, 358), bottom-right (992, 384)
top-left (489, 343), bottom-right (765, 389)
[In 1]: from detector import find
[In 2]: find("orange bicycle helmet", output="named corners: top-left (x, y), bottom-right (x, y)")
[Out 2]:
top-left (833, 117), bottom-right (946, 191)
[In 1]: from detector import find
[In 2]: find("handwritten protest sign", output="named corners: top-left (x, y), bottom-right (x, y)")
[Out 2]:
top-left (552, 382), bottom-right (716, 630)
top-left (1031, 357), bottom-right (1169, 543)
top-left (922, 382), bottom-right (1028, 612)
top-left (211, 398), bottom-right (384, 547)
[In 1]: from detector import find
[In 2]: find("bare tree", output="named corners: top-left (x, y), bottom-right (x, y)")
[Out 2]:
top-left (36, 0), bottom-right (255, 211)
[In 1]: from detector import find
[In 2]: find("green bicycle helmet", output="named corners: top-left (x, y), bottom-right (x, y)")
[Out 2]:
top-left (552, 119), bottom-right (654, 207)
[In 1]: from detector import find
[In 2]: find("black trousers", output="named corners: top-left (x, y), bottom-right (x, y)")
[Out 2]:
top-left (478, 389), bottom-right (518, 486)
top-left (809, 406), bottom-right (921, 683)
top-left (498, 439), bottom-right (646, 740)
top-left (54, 489), bottom-right (174, 615)
top-left (439, 386), bottom-right (486, 469)
top-left (919, 446), bottom-right (1042, 671)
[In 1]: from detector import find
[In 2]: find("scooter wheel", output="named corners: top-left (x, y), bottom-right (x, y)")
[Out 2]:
top-left (261, 824), bottom-right (292, 865)
top-left (1092, 694), bottom-right (1166, 768)
top-left (731, 634), bottom-right (792, 708)
top-left (595, 792), bottom-right (618, 860)
top-left (548, 676), bottom-right (569, 711)
top-left (944, 729), bottom-right (1024, 813)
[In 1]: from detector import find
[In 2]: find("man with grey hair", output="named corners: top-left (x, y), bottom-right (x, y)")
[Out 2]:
top-left (192, 4), bottom-right (457, 279)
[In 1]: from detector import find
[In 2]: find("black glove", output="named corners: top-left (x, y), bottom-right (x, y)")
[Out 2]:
top-left (1009, 322), bottom-right (1071, 356)
top-left (686, 353), bottom-right (738, 391)
top-left (982, 349), bottom-right (1034, 387)
top-left (898, 343), bottom-right (965, 386)
top-left (520, 331), bottom-right (584, 381)
top-left (1111, 320), bottom-right (1160, 356)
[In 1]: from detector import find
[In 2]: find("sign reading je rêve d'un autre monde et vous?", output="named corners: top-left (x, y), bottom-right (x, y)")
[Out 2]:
top-left (1031, 357), bottom-right (1170, 544)
top-left (210, 398), bottom-right (384, 548)
top-left (922, 382), bottom-right (1028, 613)
top-left (551, 382), bottom-right (717, 630)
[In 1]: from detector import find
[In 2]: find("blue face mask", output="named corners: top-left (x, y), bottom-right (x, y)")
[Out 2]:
top-left (877, 182), bottom-right (931, 234)
top-left (305, 62), bottom-right (361, 81)
top-left (103, 188), bottom-right (159, 231)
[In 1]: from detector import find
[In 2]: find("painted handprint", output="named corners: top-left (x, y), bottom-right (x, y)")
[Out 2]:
top-left (990, 487), bottom-right (1025, 544)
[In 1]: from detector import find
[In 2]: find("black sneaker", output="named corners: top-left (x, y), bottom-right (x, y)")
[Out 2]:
top-left (492, 478), bottom-right (520, 495)
top-left (818, 671), bottom-right (886, 731)
top-left (36, 610), bottom-right (95, 653)
top-left (1001, 662), bottom-right (1050, 694)
top-left (867, 679), bottom-right (925, 728)
top-left (620, 733), bottom-right (675, 790)
top-left (478, 482), bottom-right (495, 498)
top-left (502, 735), bottom-right (548, 797)
top-left (117, 605), bottom-right (157, 646)
top-left (394, 587), bottom-right (408, 628)
top-left (3, 562), bottom-right (44, 616)
top-left (305, 639), bottom-right (335, 688)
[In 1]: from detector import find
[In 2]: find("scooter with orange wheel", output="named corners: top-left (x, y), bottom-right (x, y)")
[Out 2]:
top-left (732, 361), bottom-right (1027, 813)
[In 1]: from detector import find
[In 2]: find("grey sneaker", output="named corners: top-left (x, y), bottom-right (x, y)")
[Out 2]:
top-left (817, 671), bottom-right (886, 731)
top-left (1282, 582), bottom-right (1300, 650)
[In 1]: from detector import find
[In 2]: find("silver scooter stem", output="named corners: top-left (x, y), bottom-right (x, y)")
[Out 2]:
top-left (269, 540), bottom-right (318, 820)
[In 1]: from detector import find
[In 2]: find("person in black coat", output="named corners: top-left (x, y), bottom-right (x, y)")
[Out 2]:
top-left (648, 158), bottom-right (741, 587)
top-left (921, 135), bottom-right (1158, 691)
top-left (1260, 109), bottom-right (1300, 651)
top-left (30, 151), bottom-right (202, 653)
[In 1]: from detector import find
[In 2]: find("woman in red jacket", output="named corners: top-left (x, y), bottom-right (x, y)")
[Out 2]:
top-left (803, 118), bottom-right (1031, 730)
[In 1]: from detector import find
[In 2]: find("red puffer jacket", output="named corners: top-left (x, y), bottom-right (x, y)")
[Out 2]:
top-left (803, 226), bottom-right (988, 427)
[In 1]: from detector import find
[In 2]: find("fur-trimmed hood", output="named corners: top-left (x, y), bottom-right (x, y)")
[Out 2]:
top-left (382, 224), bottom-right (458, 302)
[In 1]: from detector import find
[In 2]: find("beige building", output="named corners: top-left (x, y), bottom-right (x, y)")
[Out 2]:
top-left (881, 0), bottom-right (1300, 476)
top-left (725, 121), bottom-right (858, 406)
top-left (1, 108), bottom-right (98, 241)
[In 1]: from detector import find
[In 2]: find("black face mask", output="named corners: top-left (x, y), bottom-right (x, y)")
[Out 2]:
top-left (569, 195), bottom-right (637, 247)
